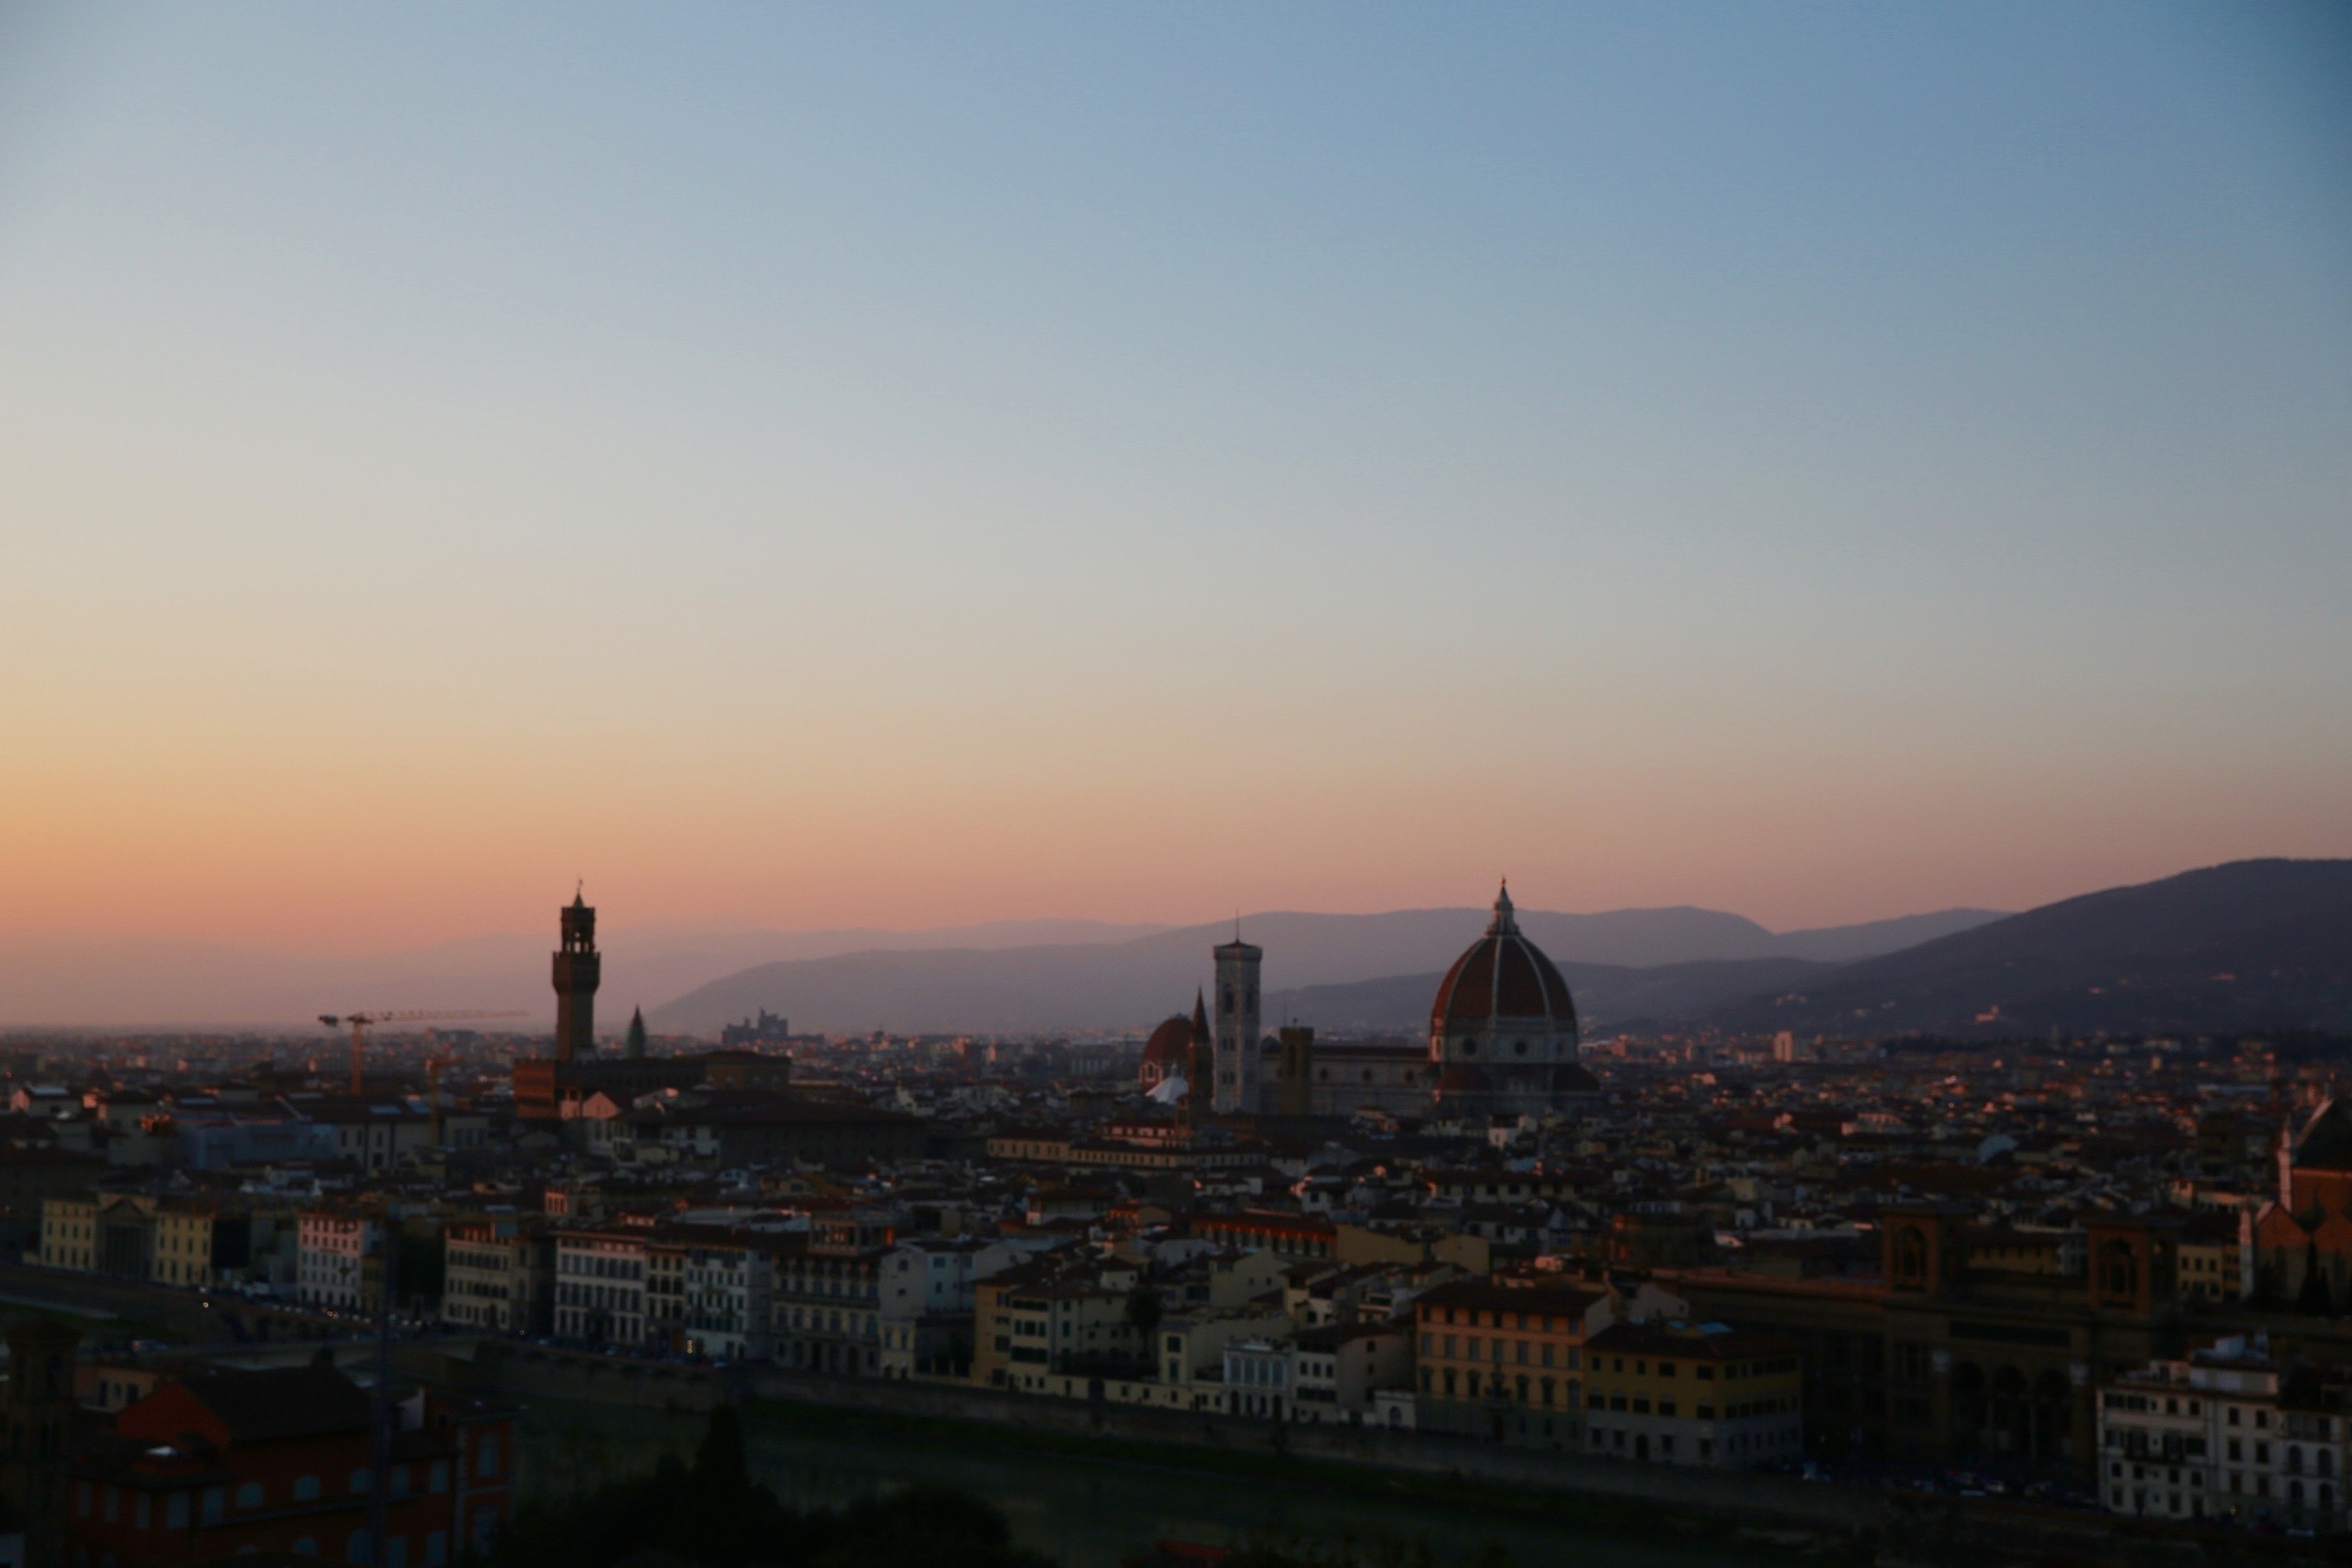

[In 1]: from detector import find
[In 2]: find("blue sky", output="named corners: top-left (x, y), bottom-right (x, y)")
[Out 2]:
top-left (2, 3), bottom-right (2347, 947)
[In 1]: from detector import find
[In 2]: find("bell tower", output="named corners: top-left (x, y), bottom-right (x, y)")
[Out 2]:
top-left (1212, 932), bottom-right (1263, 1116)
top-left (552, 887), bottom-right (600, 1063)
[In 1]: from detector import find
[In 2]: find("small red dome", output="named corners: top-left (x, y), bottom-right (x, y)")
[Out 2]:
top-left (1142, 1015), bottom-right (1195, 1067)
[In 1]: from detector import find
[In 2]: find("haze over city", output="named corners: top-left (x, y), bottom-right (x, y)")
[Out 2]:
top-left (5, 3), bottom-right (2348, 961)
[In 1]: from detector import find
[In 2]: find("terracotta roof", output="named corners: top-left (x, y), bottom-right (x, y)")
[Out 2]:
top-left (122, 1366), bottom-right (368, 1446)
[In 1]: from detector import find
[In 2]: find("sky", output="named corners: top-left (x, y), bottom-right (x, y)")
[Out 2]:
top-left (2, 2), bottom-right (2348, 954)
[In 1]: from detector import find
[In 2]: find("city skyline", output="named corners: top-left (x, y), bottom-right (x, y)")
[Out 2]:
top-left (5, 3), bottom-right (2348, 953)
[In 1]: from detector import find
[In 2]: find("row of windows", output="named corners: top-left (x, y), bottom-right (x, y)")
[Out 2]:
top-left (73, 1457), bottom-right (474, 1524)
top-left (1422, 1307), bottom-right (1572, 1332)
top-left (1422, 1368), bottom-right (1580, 1407)
top-left (1424, 1335), bottom-right (1577, 1369)
top-left (1448, 1038), bottom-right (1555, 1057)
top-left (73, 1533), bottom-right (450, 1567)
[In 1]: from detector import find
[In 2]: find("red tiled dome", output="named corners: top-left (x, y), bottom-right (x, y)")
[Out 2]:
top-left (1430, 884), bottom-right (1578, 1036)
top-left (1142, 1015), bottom-right (1195, 1067)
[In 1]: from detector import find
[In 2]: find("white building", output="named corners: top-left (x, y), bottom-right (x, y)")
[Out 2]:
top-left (682, 1236), bottom-right (773, 1363)
top-left (553, 1229), bottom-right (649, 1348)
top-left (1290, 1323), bottom-right (1413, 1423)
top-left (1223, 1336), bottom-right (1293, 1419)
top-left (2097, 1336), bottom-right (2347, 1532)
top-left (879, 1236), bottom-right (1024, 1379)
top-left (441, 1217), bottom-right (548, 1336)
top-left (296, 1209), bottom-right (378, 1311)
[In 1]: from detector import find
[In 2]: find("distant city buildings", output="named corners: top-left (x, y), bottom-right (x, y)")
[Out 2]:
top-left (8, 888), bottom-right (2352, 1546)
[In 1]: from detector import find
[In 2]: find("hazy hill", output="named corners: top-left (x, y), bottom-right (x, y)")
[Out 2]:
top-left (0, 900), bottom-right (2002, 1035)
top-left (1267, 958), bottom-right (1828, 1036)
top-left (649, 906), bottom-right (1995, 1037)
top-left (1701, 859), bottom-right (2352, 1038)
top-left (0, 918), bottom-right (1168, 1029)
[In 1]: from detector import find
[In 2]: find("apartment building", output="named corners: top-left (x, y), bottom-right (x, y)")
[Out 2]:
top-left (1411, 1277), bottom-right (1617, 1444)
top-left (2097, 1336), bottom-right (2346, 1532)
top-left (440, 1218), bottom-right (552, 1337)
top-left (681, 1235), bottom-right (773, 1362)
top-left (296, 1210), bottom-right (379, 1312)
top-left (645, 1237), bottom-right (688, 1354)
top-left (552, 1229), bottom-right (649, 1347)
top-left (152, 1201), bottom-right (249, 1290)
top-left (772, 1216), bottom-right (892, 1375)
top-left (879, 1236), bottom-right (1023, 1379)
top-left (1581, 1321), bottom-right (1804, 1468)
top-left (1291, 1322), bottom-right (1412, 1423)
top-left (974, 1266), bottom-right (1146, 1392)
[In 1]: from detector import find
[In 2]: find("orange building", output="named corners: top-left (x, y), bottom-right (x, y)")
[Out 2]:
top-left (1411, 1277), bottom-right (1615, 1444)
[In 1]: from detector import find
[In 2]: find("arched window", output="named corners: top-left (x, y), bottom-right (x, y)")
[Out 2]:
top-left (293, 1476), bottom-right (321, 1502)
top-left (1893, 1227), bottom-right (1928, 1286)
top-left (2098, 1239), bottom-right (2137, 1300)
top-left (347, 1530), bottom-right (373, 1564)
top-left (234, 1482), bottom-right (262, 1509)
top-left (349, 1468), bottom-right (373, 1496)
top-left (293, 1539), bottom-right (318, 1557)
top-left (2288, 1446), bottom-right (2305, 1475)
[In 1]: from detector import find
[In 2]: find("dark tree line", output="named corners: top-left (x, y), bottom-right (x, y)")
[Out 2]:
top-left (486, 1406), bottom-right (1054, 1568)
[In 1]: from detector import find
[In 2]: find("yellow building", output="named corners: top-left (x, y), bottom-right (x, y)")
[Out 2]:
top-left (2177, 1212), bottom-right (2240, 1305)
top-left (39, 1196), bottom-right (99, 1274)
top-left (1412, 1278), bottom-right (1616, 1443)
top-left (153, 1201), bottom-right (229, 1288)
top-left (1582, 1321), bottom-right (1803, 1468)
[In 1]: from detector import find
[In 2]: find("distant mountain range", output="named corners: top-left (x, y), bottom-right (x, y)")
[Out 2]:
top-left (1266, 958), bottom-right (1829, 1037)
top-left (1695, 858), bottom-right (2352, 1039)
top-left (0, 918), bottom-right (1169, 1030)
top-left (646, 907), bottom-right (1999, 1037)
top-left (20, 861), bottom-right (2342, 1040)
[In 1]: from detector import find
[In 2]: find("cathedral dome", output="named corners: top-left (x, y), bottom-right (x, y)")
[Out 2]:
top-left (1139, 1006), bottom-right (1203, 1092)
top-left (1430, 884), bottom-right (1578, 1037)
top-left (1142, 1015), bottom-right (1194, 1069)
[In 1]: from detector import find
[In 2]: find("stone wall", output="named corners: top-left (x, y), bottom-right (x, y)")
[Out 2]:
top-left (459, 1344), bottom-right (1875, 1535)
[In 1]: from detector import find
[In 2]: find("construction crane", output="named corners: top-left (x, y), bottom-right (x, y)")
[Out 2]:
top-left (316, 1009), bottom-right (524, 1095)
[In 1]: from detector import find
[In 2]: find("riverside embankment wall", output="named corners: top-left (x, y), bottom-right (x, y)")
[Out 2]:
top-left (458, 1344), bottom-right (1881, 1536)
top-left (456, 1345), bottom-right (2352, 1565)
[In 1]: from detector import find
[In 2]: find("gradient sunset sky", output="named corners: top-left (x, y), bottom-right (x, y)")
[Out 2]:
top-left (3, 3), bottom-right (2348, 953)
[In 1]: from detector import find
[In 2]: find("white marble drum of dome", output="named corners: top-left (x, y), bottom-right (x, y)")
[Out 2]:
top-left (1427, 882), bottom-right (1590, 1113)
